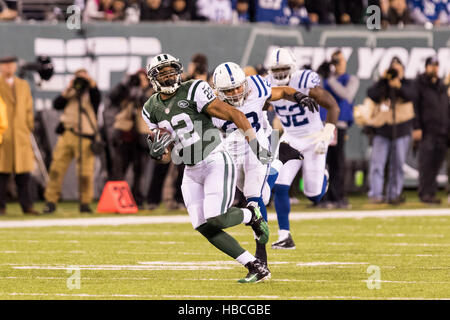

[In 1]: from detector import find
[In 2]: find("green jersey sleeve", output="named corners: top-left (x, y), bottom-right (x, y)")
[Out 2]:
top-left (141, 98), bottom-right (158, 131)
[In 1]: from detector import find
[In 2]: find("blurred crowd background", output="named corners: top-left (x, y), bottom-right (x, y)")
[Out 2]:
top-left (0, 0), bottom-right (449, 27)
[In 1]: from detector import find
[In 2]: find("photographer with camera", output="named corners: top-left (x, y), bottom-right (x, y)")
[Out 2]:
top-left (108, 69), bottom-right (153, 208)
top-left (43, 69), bottom-right (101, 214)
top-left (317, 50), bottom-right (359, 209)
top-left (360, 57), bottom-right (416, 204)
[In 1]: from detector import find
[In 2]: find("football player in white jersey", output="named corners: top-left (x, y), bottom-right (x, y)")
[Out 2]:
top-left (211, 62), bottom-right (320, 265)
top-left (266, 48), bottom-right (340, 249)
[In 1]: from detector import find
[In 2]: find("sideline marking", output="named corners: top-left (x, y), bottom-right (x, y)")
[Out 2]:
top-left (0, 208), bottom-right (449, 229)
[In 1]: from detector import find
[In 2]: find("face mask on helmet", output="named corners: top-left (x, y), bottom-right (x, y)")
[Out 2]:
top-left (148, 61), bottom-right (182, 94)
top-left (268, 48), bottom-right (296, 86)
top-left (217, 80), bottom-right (249, 108)
top-left (269, 66), bottom-right (292, 85)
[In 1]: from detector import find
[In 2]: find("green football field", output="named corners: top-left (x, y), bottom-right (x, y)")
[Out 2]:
top-left (0, 192), bottom-right (449, 300)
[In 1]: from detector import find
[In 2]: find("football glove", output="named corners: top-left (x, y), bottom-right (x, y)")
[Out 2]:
top-left (307, 123), bottom-right (336, 154)
top-left (249, 138), bottom-right (273, 165)
top-left (147, 129), bottom-right (174, 160)
top-left (294, 92), bottom-right (319, 113)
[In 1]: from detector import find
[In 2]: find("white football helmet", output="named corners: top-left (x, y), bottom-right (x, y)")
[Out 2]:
top-left (146, 53), bottom-right (183, 94)
top-left (213, 62), bottom-right (249, 108)
top-left (267, 48), bottom-right (296, 86)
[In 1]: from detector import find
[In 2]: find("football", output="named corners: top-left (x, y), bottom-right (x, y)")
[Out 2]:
top-left (148, 127), bottom-right (172, 143)
top-left (149, 127), bottom-right (175, 156)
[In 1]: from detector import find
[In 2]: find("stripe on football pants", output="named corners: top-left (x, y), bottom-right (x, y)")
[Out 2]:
top-left (224, 151), bottom-right (235, 210)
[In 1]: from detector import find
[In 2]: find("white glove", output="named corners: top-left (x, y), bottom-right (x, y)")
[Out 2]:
top-left (308, 123), bottom-right (336, 154)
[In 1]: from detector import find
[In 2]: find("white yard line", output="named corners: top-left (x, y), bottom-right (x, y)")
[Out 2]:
top-left (0, 208), bottom-right (449, 229)
top-left (296, 262), bottom-right (369, 266)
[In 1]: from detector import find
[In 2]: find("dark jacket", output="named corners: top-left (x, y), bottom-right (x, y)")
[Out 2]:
top-left (413, 73), bottom-right (449, 139)
top-left (367, 78), bottom-right (416, 138)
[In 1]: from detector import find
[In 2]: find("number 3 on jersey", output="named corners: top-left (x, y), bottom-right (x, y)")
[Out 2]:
top-left (275, 104), bottom-right (309, 127)
top-left (221, 111), bottom-right (260, 132)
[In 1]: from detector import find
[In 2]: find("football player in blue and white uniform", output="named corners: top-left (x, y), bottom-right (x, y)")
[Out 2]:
top-left (212, 62), bottom-right (319, 265)
top-left (266, 48), bottom-right (340, 249)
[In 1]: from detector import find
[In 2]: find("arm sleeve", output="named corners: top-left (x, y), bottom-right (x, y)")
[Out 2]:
top-left (327, 75), bottom-right (359, 102)
top-left (192, 80), bottom-right (216, 113)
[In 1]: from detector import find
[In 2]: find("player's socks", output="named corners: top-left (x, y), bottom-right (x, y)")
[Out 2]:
top-left (247, 197), bottom-right (267, 221)
top-left (247, 197), bottom-right (269, 264)
top-left (196, 223), bottom-right (247, 259)
top-left (255, 241), bottom-right (268, 264)
top-left (273, 184), bottom-right (291, 231)
top-left (206, 207), bottom-right (245, 229)
top-left (236, 251), bottom-right (256, 266)
top-left (266, 159), bottom-right (283, 190)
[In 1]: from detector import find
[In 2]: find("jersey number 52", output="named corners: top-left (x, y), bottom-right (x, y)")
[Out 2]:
top-left (275, 104), bottom-right (309, 127)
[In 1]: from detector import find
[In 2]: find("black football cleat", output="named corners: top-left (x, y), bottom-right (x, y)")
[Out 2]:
top-left (271, 233), bottom-right (296, 250)
top-left (238, 259), bottom-right (271, 283)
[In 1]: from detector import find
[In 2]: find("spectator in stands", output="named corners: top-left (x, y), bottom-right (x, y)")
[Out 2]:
top-left (140, 0), bottom-right (172, 21)
top-left (408, 0), bottom-right (449, 26)
top-left (274, 0), bottom-right (311, 26)
top-left (317, 50), bottom-right (359, 209)
top-left (124, 0), bottom-right (141, 23)
top-left (0, 56), bottom-right (39, 216)
top-left (305, 0), bottom-right (333, 24)
top-left (334, 0), bottom-right (364, 24)
top-left (109, 69), bottom-right (152, 208)
top-left (413, 56), bottom-right (449, 204)
top-left (196, 0), bottom-right (233, 23)
top-left (364, 57), bottom-right (416, 204)
top-left (171, 0), bottom-right (194, 21)
top-left (386, 0), bottom-right (414, 26)
top-left (0, 0), bottom-right (17, 20)
top-left (232, 0), bottom-right (250, 23)
top-left (112, 0), bottom-right (127, 20)
top-left (84, 0), bottom-right (127, 21)
top-left (43, 69), bottom-right (101, 214)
